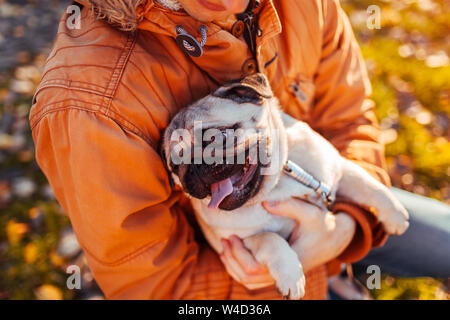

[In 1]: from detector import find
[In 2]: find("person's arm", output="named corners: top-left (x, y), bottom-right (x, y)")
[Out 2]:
top-left (310, 0), bottom-right (389, 264)
top-left (32, 108), bottom-right (232, 299)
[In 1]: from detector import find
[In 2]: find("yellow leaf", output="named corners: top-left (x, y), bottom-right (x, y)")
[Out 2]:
top-left (35, 285), bottom-right (63, 300)
top-left (0, 88), bottom-right (7, 102)
top-left (6, 220), bottom-right (28, 244)
top-left (28, 207), bottom-right (41, 219)
top-left (49, 250), bottom-right (64, 267)
top-left (24, 243), bottom-right (38, 264)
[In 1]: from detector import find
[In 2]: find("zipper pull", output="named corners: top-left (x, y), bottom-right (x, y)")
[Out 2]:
top-left (236, 5), bottom-right (260, 59)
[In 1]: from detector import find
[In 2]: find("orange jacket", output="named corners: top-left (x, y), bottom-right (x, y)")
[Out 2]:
top-left (30, 0), bottom-right (388, 299)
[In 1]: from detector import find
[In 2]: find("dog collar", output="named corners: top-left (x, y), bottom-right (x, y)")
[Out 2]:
top-left (283, 160), bottom-right (334, 209)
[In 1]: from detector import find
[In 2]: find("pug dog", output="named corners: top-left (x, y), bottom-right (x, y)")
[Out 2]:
top-left (161, 73), bottom-right (409, 299)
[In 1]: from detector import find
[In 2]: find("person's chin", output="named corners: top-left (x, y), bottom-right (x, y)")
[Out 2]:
top-left (180, 2), bottom-right (232, 22)
top-left (188, 10), bottom-right (232, 23)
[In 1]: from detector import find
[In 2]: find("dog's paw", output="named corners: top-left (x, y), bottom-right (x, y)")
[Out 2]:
top-left (273, 264), bottom-right (305, 300)
top-left (378, 204), bottom-right (410, 235)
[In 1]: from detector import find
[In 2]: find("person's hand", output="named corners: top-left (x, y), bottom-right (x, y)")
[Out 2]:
top-left (220, 235), bottom-right (275, 290)
top-left (263, 198), bottom-right (356, 272)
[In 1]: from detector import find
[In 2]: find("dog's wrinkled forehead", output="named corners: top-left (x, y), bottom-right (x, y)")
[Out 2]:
top-left (213, 73), bottom-right (273, 105)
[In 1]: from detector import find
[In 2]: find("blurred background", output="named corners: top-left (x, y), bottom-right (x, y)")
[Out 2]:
top-left (0, 0), bottom-right (449, 300)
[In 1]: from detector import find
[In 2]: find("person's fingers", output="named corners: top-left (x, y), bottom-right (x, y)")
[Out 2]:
top-left (220, 239), bottom-right (244, 280)
top-left (219, 252), bottom-right (273, 289)
top-left (244, 280), bottom-right (275, 291)
top-left (263, 197), bottom-right (322, 222)
top-left (288, 223), bottom-right (301, 245)
top-left (220, 239), bottom-right (274, 289)
top-left (228, 235), bottom-right (267, 275)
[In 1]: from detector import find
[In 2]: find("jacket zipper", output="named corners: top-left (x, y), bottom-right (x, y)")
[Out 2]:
top-left (236, 1), bottom-right (262, 60)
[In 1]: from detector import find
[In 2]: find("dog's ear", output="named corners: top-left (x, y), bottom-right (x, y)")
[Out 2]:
top-left (213, 73), bottom-right (273, 104)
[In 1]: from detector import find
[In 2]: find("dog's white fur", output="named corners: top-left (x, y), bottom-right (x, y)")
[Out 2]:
top-left (162, 74), bottom-right (409, 299)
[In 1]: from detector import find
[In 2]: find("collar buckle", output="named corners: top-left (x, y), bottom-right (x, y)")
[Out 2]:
top-left (283, 160), bottom-right (334, 210)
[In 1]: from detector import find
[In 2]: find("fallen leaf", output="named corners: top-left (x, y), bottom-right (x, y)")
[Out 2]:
top-left (34, 285), bottom-right (63, 300)
top-left (24, 243), bottom-right (38, 263)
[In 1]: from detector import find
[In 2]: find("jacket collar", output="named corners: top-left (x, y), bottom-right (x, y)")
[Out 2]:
top-left (138, 0), bottom-right (281, 41)
top-left (137, 0), bottom-right (282, 84)
top-left (75, 0), bottom-right (282, 84)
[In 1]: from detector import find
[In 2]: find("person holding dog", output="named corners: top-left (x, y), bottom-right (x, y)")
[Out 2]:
top-left (30, 0), bottom-right (450, 299)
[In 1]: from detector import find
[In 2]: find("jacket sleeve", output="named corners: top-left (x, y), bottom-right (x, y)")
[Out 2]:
top-left (32, 108), bottom-right (234, 299)
top-left (311, 0), bottom-right (389, 265)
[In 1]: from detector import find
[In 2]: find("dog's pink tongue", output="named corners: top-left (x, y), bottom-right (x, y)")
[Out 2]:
top-left (208, 178), bottom-right (233, 209)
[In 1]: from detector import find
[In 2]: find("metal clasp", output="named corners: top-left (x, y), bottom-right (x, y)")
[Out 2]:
top-left (283, 160), bottom-right (334, 209)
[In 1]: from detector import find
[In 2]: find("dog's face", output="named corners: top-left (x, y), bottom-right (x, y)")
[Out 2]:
top-left (162, 74), bottom-right (287, 211)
